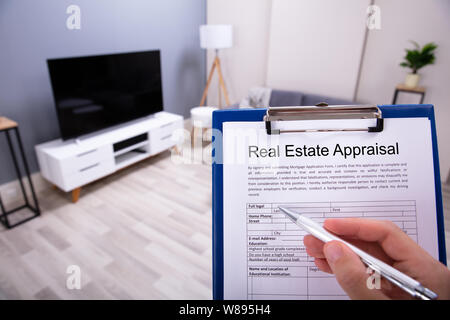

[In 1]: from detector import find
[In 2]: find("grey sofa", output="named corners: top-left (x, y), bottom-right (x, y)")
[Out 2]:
top-left (231, 88), bottom-right (354, 108)
top-left (269, 88), bottom-right (354, 107)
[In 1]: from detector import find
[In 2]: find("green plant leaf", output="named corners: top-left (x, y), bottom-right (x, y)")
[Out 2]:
top-left (409, 40), bottom-right (420, 50)
top-left (400, 41), bottom-right (437, 72)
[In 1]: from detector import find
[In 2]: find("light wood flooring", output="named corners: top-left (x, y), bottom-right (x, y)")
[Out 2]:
top-left (0, 150), bottom-right (212, 299)
top-left (0, 150), bottom-right (449, 299)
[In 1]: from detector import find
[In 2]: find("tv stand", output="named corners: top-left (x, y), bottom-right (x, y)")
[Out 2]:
top-left (35, 112), bottom-right (183, 203)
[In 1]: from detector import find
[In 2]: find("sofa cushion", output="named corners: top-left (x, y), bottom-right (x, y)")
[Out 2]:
top-left (269, 89), bottom-right (303, 107)
top-left (302, 93), bottom-right (353, 106)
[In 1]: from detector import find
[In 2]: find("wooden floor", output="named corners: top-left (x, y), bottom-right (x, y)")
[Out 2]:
top-left (0, 151), bottom-right (212, 299)
top-left (0, 149), bottom-right (449, 299)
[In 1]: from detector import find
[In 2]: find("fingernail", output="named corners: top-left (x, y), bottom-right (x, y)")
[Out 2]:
top-left (324, 242), bottom-right (343, 264)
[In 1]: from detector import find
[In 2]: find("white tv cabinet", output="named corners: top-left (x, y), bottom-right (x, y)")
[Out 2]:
top-left (35, 112), bottom-right (183, 202)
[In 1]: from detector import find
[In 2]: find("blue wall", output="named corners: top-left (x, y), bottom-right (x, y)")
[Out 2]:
top-left (0, 0), bottom-right (206, 184)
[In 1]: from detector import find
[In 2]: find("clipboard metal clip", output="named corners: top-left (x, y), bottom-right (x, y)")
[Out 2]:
top-left (264, 104), bottom-right (384, 135)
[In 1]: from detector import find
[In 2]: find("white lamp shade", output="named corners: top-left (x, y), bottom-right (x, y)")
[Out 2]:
top-left (199, 25), bottom-right (233, 49)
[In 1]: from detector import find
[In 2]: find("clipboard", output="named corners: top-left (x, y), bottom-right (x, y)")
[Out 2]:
top-left (212, 104), bottom-right (446, 300)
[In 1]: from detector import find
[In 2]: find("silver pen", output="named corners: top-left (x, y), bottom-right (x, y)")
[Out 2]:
top-left (279, 206), bottom-right (438, 300)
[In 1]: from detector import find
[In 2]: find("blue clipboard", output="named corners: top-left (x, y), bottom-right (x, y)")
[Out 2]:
top-left (212, 104), bottom-right (446, 300)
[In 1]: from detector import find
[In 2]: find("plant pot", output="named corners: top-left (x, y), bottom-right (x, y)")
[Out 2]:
top-left (405, 73), bottom-right (420, 88)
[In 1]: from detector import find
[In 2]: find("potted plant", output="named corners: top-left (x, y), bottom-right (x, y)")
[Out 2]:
top-left (400, 41), bottom-right (437, 88)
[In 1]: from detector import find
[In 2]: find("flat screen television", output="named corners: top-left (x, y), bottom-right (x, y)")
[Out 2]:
top-left (47, 50), bottom-right (163, 140)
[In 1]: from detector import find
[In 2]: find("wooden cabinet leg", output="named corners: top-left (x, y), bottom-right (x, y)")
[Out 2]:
top-left (192, 126), bottom-right (200, 148)
top-left (171, 145), bottom-right (181, 155)
top-left (72, 187), bottom-right (81, 203)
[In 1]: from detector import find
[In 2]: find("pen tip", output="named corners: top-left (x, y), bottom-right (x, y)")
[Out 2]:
top-left (278, 206), bottom-right (299, 223)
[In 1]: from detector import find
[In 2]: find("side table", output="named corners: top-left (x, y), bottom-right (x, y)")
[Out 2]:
top-left (0, 117), bottom-right (40, 228)
top-left (392, 84), bottom-right (426, 104)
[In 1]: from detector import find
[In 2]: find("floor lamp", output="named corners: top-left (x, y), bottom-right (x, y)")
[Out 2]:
top-left (199, 25), bottom-right (233, 108)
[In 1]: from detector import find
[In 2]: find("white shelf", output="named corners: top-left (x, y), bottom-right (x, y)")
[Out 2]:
top-left (115, 151), bottom-right (150, 170)
top-left (35, 112), bottom-right (181, 159)
top-left (35, 111), bottom-right (184, 192)
top-left (114, 141), bottom-right (149, 156)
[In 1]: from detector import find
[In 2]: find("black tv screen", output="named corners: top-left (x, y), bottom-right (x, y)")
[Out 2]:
top-left (47, 50), bottom-right (163, 140)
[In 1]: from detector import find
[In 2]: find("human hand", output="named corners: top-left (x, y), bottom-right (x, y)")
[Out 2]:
top-left (303, 218), bottom-right (450, 300)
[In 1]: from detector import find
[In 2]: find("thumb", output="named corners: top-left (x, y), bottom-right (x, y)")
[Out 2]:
top-left (323, 241), bottom-right (387, 300)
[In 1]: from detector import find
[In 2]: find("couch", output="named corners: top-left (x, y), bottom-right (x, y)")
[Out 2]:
top-left (232, 88), bottom-right (354, 108)
top-left (269, 88), bottom-right (354, 107)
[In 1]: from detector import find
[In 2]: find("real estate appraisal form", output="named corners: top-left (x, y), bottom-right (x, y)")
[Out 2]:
top-left (222, 118), bottom-right (439, 300)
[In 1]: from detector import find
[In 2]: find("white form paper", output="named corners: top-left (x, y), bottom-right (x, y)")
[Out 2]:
top-left (222, 118), bottom-right (439, 300)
